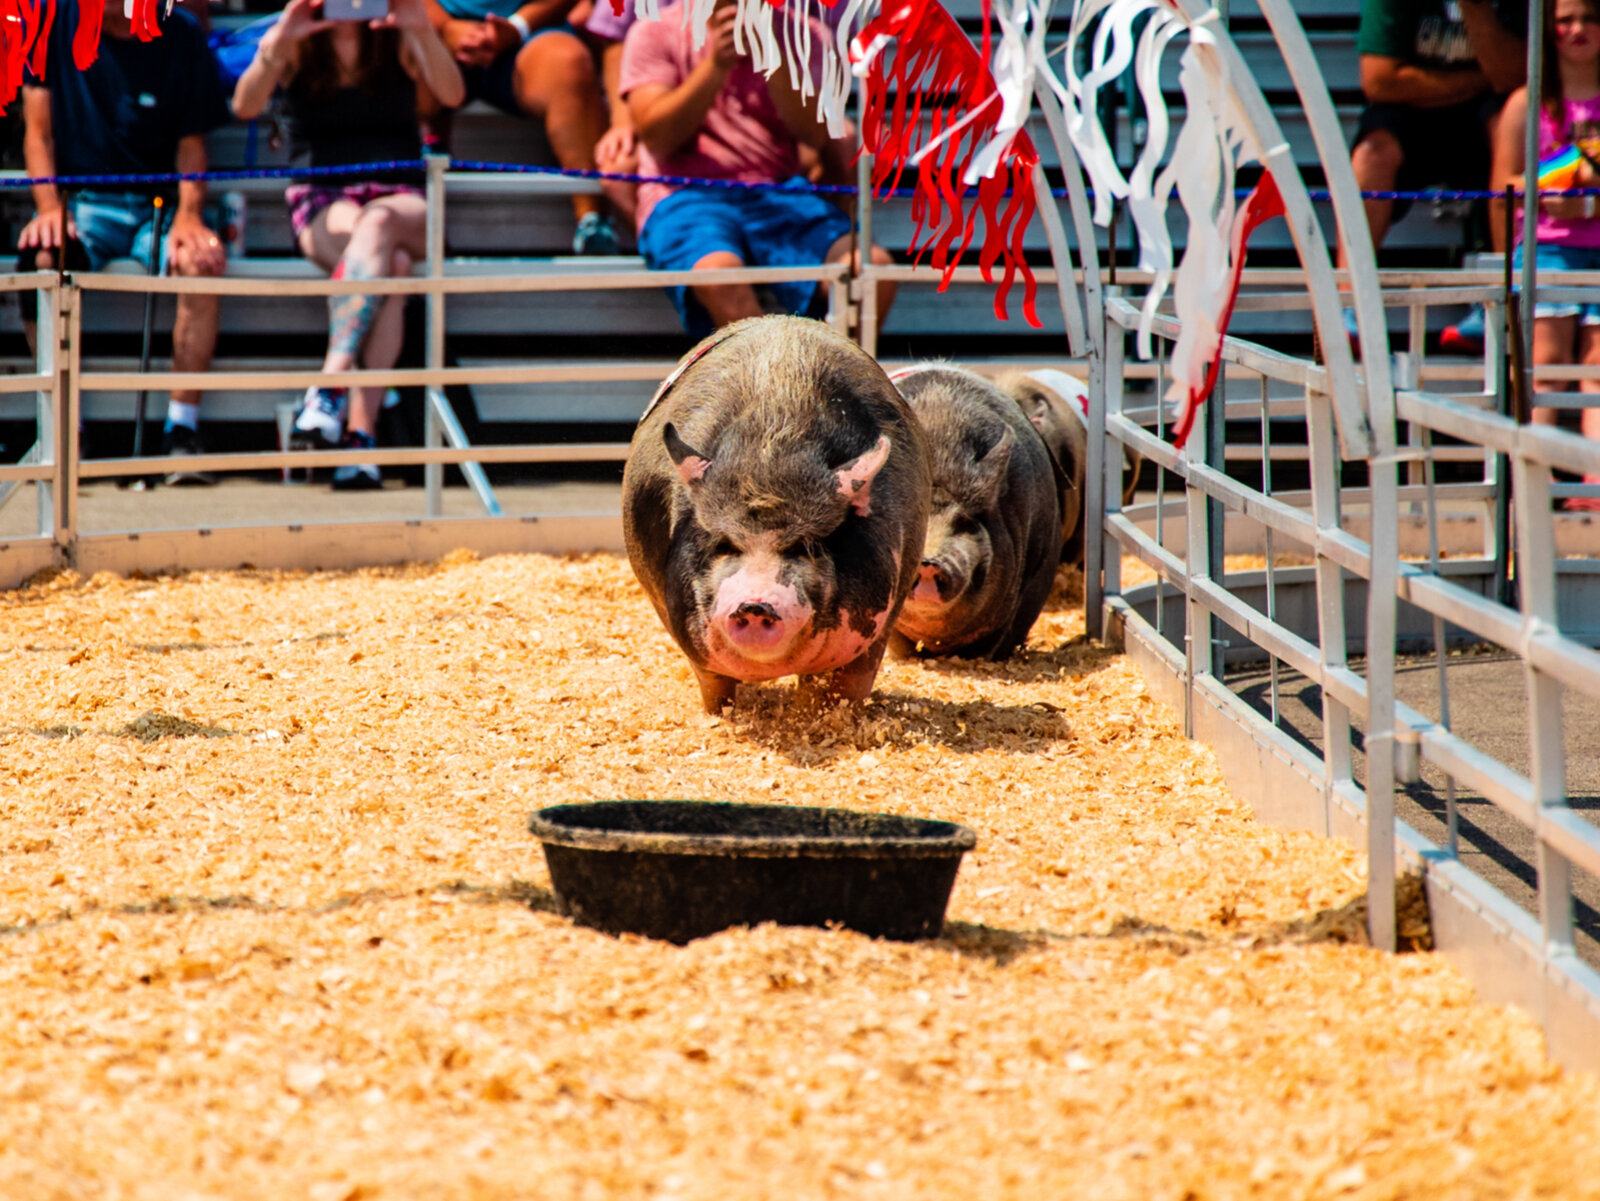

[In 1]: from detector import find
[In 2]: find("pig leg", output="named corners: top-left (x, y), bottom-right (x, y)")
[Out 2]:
top-left (801, 641), bottom-right (889, 706)
top-left (691, 663), bottom-right (739, 713)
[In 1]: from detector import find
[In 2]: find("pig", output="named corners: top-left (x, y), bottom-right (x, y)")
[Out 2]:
top-left (998, 368), bottom-right (1143, 566)
top-left (888, 363), bottom-right (1061, 660)
top-left (622, 316), bottom-right (931, 713)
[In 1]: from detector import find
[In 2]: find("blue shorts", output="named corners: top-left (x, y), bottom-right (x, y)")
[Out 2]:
top-left (68, 191), bottom-right (173, 273)
top-left (638, 180), bottom-right (852, 339)
top-left (460, 22), bottom-right (579, 115)
top-left (1514, 241), bottom-right (1600, 325)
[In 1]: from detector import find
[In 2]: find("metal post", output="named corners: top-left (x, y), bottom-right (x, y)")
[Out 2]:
top-left (424, 153), bottom-right (448, 517)
top-left (35, 277), bottom-right (56, 541)
top-left (1521, 0), bottom-right (1545, 360)
top-left (1102, 288), bottom-right (1125, 602)
top-left (1205, 340), bottom-right (1226, 670)
top-left (1307, 386), bottom-right (1352, 838)
top-left (58, 284), bottom-right (80, 555)
top-left (857, 149), bottom-right (878, 356)
top-left (1511, 455), bottom-right (1574, 958)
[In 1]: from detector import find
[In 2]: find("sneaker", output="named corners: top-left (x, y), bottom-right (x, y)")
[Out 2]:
top-left (160, 424), bottom-right (217, 487)
top-left (331, 429), bottom-right (382, 491)
top-left (291, 386), bottom-right (347, 451)
top-left (572, 212), bottom-right (620, 257)
top-left (1440, 304), bottom-right (1486, 356)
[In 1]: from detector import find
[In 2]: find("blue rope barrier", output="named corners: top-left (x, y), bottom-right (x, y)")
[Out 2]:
top-left (0, 157), bottom-right (1592, 204)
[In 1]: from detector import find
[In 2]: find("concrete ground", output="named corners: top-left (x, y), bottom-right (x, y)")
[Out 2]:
top-left (1229, 654), bottom-right (1600, 969)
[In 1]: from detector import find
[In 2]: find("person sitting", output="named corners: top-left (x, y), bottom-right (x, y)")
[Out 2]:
top-left (16, 0), bottom-right (231, 485)
top-left (233, 0), bottom-right (464, 491)
top-left (581, 0), bottom-right (642, 230)
top-left (621, 0), bottom-right (894, 339)
top-left (1491, 0), bottom-right (1600, 507)
top-left (424, 0), bottom-right (620, 254)
top-left (1340, 0), bottom-right (1527, 350)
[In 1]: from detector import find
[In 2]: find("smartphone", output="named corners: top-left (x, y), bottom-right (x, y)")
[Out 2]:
top-left (323, 0), bottom-right (388, 21)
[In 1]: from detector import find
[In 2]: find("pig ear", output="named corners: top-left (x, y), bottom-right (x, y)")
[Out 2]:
top-left (974, 427), bottom-right (1014, 502)
top-left (664, 423), bottom-right (712, 487)
top-left (835, 434), bottom-right (892, 517)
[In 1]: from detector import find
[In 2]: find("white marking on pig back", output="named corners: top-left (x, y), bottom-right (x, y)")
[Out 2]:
top-left (1025, 369), bottom-right (1090, 425)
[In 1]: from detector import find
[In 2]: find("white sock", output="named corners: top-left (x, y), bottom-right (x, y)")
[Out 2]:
top-left (167, 401), bottom-right (199, 431)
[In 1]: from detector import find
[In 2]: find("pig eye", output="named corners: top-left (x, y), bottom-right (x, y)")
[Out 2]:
top-left (710, 538), bottom-right (741, 559)
top-left (950, 514), bottom-right (982, 538)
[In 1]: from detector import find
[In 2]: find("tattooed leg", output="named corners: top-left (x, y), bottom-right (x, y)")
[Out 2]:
top-left (326, 254), bottom-right (383, 369)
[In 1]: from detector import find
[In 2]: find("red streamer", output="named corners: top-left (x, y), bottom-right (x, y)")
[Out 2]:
top-left (1167, 172), bottom-right (1286, 450)
top-left (853, 0), bottom-right (1041, 327)
top-left (1, 0), bottom-right (166, 101)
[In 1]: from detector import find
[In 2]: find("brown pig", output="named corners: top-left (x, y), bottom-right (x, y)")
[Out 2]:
top-left (998, 368), bottom-right (1143, 566)
top-left (622, 316), bottom-right (931, 713)
top-left (888, 364), bottom-right (1061, 660)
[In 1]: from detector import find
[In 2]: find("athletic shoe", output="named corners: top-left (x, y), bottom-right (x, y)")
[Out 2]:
top-left (291, 386), bottom-right (347, 451)
top-left (572, 212), bottom-right (620, 257)
top-left (1440, 304), bottom-right (1486, 356)
top-left (331, 429), bottom-right (382, 491)
top-left (160, 423), bottom-right (217, 487)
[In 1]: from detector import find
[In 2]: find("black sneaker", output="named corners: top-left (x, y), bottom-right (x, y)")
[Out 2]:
top-left (161, 423), bottom-right (216, 487)
top-left (331, 429), bottom-right (382, 491)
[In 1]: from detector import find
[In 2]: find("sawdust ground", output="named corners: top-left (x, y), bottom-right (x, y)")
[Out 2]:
top-left (0, 552), bottom-right (1597, 1201)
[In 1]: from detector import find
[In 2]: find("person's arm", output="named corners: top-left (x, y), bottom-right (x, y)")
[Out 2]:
top-left (765, 58), bottom-right (827, 151)
top-left (1360, 53), bottom-right (1490, 108)
top-left (383, 0), bottom-right (466, 108)
top-left (17, 86), bottom-right (74, 251)
top-left (507, 0), bottom-right (578, 33)
top-left (168, 135), bottom-right (226, 274)
top-left (596, 38), bottom-right (634, 154)
top-left (1460, 0), bottom-right (1526, 96)
top-left (1488, 86), bottom-right (1529, 245)
top-left (627, 9), bottom-right (738, 162)
top-left (424, 0), bottom-right (496, 65)
top-left (232, 0), bottom-right (330, 119)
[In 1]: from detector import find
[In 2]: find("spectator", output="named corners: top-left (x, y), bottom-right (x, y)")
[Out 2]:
top-left (233, 0), bottom-right (463, 491)
top-left (1340, 0), bottom-right (1527, 347)
top-left (17, 0), bottom-right (230, 485)
top-left (424, 0), bottom-right (620, 254)
top-left (621, 0), bottom-right (894, 338)
top-left (583, 0), bottom-right (642, 229)
top-left (1491, 0), bottom-right (1600, 507)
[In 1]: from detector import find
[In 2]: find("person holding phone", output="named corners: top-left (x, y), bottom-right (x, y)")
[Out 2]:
top-left (234, 0), bottom-right (462, 490)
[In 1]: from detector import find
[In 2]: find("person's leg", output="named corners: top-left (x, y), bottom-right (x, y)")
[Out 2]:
top-left (1339, 127), bottom-right (1402, 270)
top-left (161, 219), bottom-right (223, 415)
top-left (1530, 313), bottom-right (1577, 428)
top-left (690, 251), bottom-right (764, 327)
top-left (639, 190), bottom-right (756, 337)
top-left (506, 33), bottom-right (607, 225)
top-left (824, 233), bottom-right (897, 335)
top-left (351, 245), bottom-right (415, 439)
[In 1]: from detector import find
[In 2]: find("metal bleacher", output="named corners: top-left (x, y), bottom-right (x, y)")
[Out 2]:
top-left (1, 0), bottom-right (1448, 437)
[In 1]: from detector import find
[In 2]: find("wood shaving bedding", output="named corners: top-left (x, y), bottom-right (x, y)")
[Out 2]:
top-left (0, 553), bottom-right (1595, 1200)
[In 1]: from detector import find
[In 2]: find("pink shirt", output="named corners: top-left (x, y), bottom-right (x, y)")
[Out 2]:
top-left (1537, 96), bottom-right (1600, 248)
top-left (619, 4), bottom-right (805, 232)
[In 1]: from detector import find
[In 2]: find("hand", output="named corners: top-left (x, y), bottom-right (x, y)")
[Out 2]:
top-left (272, 0), bottom-right (335, 47)
top-left (167, 215), bottom-right (227, 276)
top-left (17, 207), bottom-right (76, 252)
top-left (369, 0), bottom-right (431, 33)
top-left (708, 3), bottom-right (740, 71)
top-left (482, 13), bottom-right (526, 54)
top-left (596, 121), bottom-right (636, 168)
top-left (1541, 159), bottom-right (1600, 221)
top-left (447, 17), bottom-right (500, 65)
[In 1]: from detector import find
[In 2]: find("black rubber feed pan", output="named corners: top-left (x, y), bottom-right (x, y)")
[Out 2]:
top-left (529, 800), bottom-right (977, 944)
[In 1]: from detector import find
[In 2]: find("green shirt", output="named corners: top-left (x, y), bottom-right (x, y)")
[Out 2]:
top-left (1358, 0), bottom-right (1527, 70)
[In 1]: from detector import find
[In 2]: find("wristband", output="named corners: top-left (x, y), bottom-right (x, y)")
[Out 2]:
top-left (507, 12), bottom-right (532, 40)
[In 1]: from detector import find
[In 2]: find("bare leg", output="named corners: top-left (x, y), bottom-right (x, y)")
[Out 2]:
top-left (351, 246), bottom-right (414, 438)
top-left (300, 194), bottom-right (427, 378)
top-left (1531, 313), bottom-right (1577, 428)
top-left (512, 32), bottom-right (607, 223)
top-left (825, 234), bottom-right (897, 334)
top-left (167, 239), bottom-right (222, 408)
top-left (1337, 129), bottom-right (1402, 273)
top-left (690, 250), bottom-right (763, 329)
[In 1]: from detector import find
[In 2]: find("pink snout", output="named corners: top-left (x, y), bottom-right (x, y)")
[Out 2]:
top-left (911, 562), bottom-right (950, 603)
top-left (718, 600), bottom-right (793, 654)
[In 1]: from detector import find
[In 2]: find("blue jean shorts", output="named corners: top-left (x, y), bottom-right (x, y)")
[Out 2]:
top-left (65, 191), bottom-right (173, 273)
top-left (638, 179), bottom-right (852, 339)
top-left (1513, 241), bottom-right (1600, 325)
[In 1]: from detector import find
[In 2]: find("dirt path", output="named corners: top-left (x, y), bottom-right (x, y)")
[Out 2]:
top-left (0, 554), bottom-right (1597, 1199)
